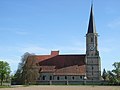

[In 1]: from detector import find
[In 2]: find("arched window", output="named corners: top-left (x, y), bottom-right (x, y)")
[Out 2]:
top-left (57, 76), bottom-right (59, 80)
top-left (91, 37), bottom-right (93, 42)
top-left (80, 76), bottom-right (83, 79)
top-left (65, 76), bottom-right (67, 79)
top-left (42, 75), bottom-right (46, 80)
top-left (72, 76), bottom-right (74, 80)
top-left (50, 76), bottom-right (52, 80)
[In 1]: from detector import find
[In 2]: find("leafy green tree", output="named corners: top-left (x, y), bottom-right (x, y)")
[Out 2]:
top-left (105, 62), bottom-right (120, 85)
top-left (112, 62), bottom-right (120, 84)
top-left (112, 62), bottom-right (120, 78)
top-left (107, 71), bottom-right (116, 84)
top-left (0, 61), bottom-right (11, 85)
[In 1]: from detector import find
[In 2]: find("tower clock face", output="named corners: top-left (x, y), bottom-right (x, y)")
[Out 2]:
top-left (88, 44), bottom-right (95, 50)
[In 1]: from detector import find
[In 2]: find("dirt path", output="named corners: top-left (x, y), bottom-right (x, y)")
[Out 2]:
top-left (0, 85), bottom-right (120, 90)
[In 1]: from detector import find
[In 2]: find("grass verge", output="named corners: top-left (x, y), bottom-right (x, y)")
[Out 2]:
top-left (0, 85), bottom-right (12, 88)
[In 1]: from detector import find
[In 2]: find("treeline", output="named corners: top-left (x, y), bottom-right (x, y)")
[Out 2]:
top-left (102, 62), bottom-right (120, 85)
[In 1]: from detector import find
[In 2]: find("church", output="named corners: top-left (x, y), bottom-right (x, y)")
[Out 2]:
top-left (22, 5), bottom-right (101, 85)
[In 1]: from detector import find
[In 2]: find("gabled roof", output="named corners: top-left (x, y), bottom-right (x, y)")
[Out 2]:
top-left (38, 55), bottom-right (86, 69)
top-left (87, 5), bottom-right (96, 34)
top-left (34, 54), bottom-right (86, 75)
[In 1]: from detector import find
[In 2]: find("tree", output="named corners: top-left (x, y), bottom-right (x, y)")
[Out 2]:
top-left (0, 61), bottom-right (11, 86)
top-left (13, 52), bottom-right (33, 84)
top-left (112, 62), bottom-right (120, 78)
top-left (105, 62), bottom-right (120, 85)
top-left (112, 62), bottom-right (120, 84)
top-left (107, 71), bottom-right (116, 84)
top-left (102, 68), bottom-right (107, 81)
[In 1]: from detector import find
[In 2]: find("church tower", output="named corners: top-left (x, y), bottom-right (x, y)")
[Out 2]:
top-left (86, 4), bottom-right (101, 80)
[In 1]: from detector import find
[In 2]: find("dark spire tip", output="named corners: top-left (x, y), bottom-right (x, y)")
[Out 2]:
top-left (91, 0), bottom-right (93, 8)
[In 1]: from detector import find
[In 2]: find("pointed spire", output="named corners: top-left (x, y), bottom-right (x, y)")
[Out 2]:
top-left (87, 3), bottom-right (96, 34)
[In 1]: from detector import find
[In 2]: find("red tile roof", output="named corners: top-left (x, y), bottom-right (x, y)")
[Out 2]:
top-left (28, 54), bottom-right (86, 75)
top-left (39, 66), bottom-right (56, 73)
top-left (55, 65), bottom-right (86, 75)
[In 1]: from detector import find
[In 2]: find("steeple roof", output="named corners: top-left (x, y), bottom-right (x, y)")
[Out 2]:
top-left (87, 5), bottom-right (96, 33)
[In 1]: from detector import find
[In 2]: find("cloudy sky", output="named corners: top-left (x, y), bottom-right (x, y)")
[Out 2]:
top-left (0, 0), bottom-right (120, 73)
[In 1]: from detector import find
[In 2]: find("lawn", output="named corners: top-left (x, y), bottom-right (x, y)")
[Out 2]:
top-left (0, 86), bottom-right (11, 88)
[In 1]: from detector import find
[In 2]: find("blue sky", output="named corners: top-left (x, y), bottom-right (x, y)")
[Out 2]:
top-left (0, 0), bottom-right (120, 73)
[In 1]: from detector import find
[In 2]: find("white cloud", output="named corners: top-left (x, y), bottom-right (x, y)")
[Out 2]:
top-left (15, 31), bottom-right (29, 35)
top-left (19, 46), bottom-right (48, 54)
top-left (0, 27), bottom-right (30, 35)
top-left (0, 44), bottom-right (48, 54)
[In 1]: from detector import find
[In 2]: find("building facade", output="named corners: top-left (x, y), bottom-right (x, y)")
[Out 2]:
top-left (22, 5), bottom-right (101, 84)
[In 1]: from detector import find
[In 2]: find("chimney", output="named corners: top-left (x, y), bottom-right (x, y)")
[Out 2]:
top-left (51, 51), bottom-right (59, 56)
